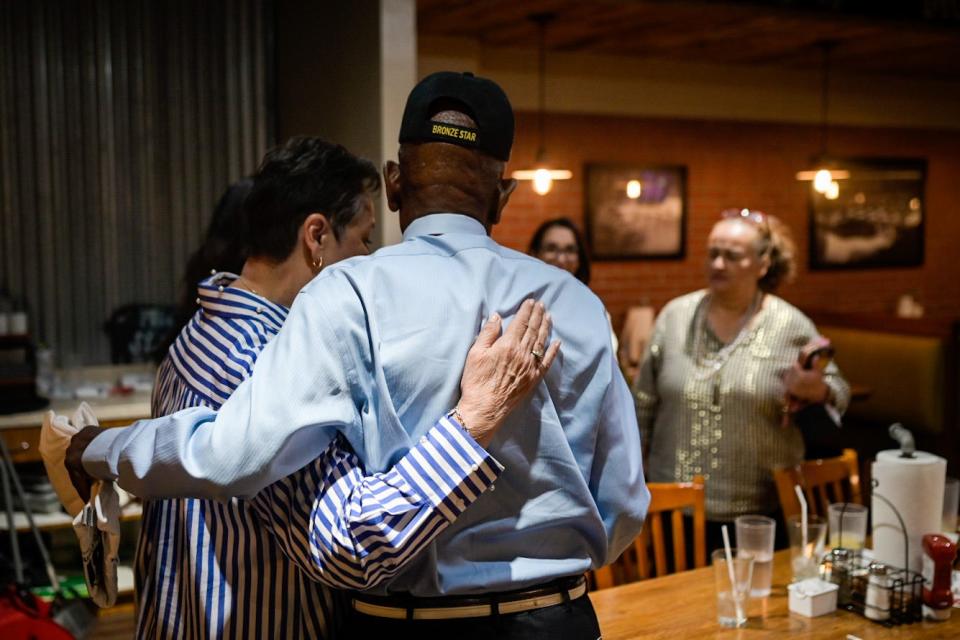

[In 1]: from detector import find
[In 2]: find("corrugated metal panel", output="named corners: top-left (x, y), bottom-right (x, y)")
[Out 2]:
top-left (0, 0), bottom-right (273, 363)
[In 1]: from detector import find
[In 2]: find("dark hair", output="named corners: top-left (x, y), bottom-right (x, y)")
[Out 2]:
top-left (178, 178), bottom-right (252, 312)
top-left (528, 218), bottom-right (592, 285)
top-left (244, 137), bottom-right (380, 262)
top-left (158, 178), bottom-right (253, 362)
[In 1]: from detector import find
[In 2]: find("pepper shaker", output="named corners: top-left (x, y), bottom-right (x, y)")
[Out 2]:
top-left (826, 548), bottom-right (852, 606)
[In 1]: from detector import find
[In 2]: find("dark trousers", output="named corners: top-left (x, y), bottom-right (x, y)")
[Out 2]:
top-left (342, 594), bottom-right (602, 640)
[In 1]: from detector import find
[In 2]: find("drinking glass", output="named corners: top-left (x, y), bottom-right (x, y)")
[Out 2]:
top-left (735, 515), bottom-right (776, 597)
top-left (787, 514), bottom-right (827, 581)
top-left (943, 477), bottom-right (959, 534)
top-left (828, 503), bottom-right (868, 551)
top-left (713, 548), bottom-right (754, 628)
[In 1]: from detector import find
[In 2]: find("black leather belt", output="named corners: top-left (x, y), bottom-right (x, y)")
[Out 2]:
top-left (350, 575), bottom-right (587, 620)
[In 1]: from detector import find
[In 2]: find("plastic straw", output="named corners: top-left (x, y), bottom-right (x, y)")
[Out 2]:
top-left (721, 524), bottom-right (744, 623)
top-left (794, 484), bottom-right (809, 552)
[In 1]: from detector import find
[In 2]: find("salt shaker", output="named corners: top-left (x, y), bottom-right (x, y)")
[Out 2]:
top-left (865, 562), bottom-right (891, 621)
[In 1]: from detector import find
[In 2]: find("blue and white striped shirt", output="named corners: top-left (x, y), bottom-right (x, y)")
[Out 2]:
top-left (139, 273), bottom-right (502, 638)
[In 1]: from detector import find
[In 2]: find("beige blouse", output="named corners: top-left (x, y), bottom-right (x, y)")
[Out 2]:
top-left (634, 290), bottom-right (850, 521)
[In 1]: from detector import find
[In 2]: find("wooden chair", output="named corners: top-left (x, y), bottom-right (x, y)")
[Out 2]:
top-left (773, 448), bottom-right (862, 520)
top-left (591, 476), bottom-right (706, 590)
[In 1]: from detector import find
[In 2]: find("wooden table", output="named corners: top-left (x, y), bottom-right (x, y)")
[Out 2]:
top-left (589, 549), bottom-right (957, 639)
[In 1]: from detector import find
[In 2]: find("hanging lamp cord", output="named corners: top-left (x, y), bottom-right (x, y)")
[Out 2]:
top-left (819, 41), bottom-right (833, 160)
top-left (530, 12), bottom-right (554, 162)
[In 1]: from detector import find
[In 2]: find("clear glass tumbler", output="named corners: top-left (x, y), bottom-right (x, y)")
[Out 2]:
top-left (787, 514), bottom-right (827, 581)
top-left (828, 503), bottom-right (868, 551)
top-left (735, 515), bottom-right (776, 597)
top-left (943, 477), bottom-right (959, 534)
top-left (712, 548), bottom-right (754, 628)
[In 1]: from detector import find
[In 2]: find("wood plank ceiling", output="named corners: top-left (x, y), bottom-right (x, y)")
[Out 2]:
top-left (417, 0), bottom-right (960, 79)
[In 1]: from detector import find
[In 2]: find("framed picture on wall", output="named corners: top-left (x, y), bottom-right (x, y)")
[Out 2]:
top-left (584, 164), bottom-right (686, 259)
top-left (809, 158), bottom-right (926, 269)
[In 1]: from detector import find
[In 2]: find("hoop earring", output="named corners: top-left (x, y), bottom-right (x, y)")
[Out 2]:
top-left (312, 256), bottom-right (324, 272)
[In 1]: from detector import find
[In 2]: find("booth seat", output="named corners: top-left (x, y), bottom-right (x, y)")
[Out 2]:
top-left (804, 310), bottom-right (959, 477)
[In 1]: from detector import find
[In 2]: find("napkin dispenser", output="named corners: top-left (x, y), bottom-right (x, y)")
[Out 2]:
top-left (788, 578), bottom-right (838, 617)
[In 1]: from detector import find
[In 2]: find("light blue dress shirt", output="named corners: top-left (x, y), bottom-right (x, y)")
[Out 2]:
top-left (84, 213), bottom-right (649, 596)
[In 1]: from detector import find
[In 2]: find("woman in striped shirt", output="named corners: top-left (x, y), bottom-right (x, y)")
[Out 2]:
top-left (139, 137), bottom-right (557, 638)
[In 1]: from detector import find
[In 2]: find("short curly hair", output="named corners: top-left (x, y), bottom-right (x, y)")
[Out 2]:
top-left (756, 214), bottom-right (797, 292)
top-left (244, 137), bottom-right (380, 262)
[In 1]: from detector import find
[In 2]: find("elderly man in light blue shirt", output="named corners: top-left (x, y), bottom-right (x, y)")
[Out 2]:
top-left (71, 71), bottom-right (648, 638)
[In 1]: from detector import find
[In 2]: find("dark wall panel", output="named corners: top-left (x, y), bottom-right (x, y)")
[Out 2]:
top-left (0, 0), bottom-right (274, 363)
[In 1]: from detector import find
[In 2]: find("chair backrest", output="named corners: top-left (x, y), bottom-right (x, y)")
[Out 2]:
top-left (591, 476), bottom-right (706, 590)
top-left (103, 304), bottom-right (176, 363)
top-left (773, 448), bottom-right (861, 520)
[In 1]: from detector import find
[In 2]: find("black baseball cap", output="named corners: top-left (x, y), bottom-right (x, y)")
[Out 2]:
top-left (398, 71), bottom-right (514, 162)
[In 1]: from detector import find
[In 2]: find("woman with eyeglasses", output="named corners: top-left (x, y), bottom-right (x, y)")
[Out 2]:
top-left (633, 209), bottom-right (850, 550)
top-left (528, 217), bottom-right (618, 351)
top-left (528, 218), bottom-right (591, 284)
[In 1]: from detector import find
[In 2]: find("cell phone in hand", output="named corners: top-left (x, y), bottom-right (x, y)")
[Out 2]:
top-left (799, 337), bottom-right (834, 371)
top-left (783, 337), bottom-right (834, 428)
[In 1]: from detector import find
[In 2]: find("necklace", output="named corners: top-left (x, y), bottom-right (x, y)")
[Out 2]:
top-left (232, 277), bottom-right (262, 298)
top-left (692, 290), bottom-right (763, 405)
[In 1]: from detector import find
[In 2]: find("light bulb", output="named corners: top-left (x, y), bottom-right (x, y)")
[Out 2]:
top-left (533, 168), bottom-right (553, 195)
top-left (626, 180), bottom-right (642, 199)
top-left (825, 180), bottom-right (839, 200)
top-left (813, 168), bottom-right (833, 193)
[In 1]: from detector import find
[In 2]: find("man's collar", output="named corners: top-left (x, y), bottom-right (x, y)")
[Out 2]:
top-left (402, 214), bottom-right (487, 241)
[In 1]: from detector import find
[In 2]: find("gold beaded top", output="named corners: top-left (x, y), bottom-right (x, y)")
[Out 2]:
top-left (634, 290), bottom-right (850, 520)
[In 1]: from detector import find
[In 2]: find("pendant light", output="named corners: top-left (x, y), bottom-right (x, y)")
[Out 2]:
top-left (511, 13), bottom-right (571, 195)
top-left (795, 41), bottom-right (848, 199)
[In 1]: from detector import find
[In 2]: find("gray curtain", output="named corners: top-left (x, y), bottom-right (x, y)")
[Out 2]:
top-left (0, 0), bottom-right (274, 364)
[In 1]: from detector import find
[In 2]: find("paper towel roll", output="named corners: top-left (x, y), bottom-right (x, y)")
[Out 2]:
top-left (871, 449), bottom-right (946, 573)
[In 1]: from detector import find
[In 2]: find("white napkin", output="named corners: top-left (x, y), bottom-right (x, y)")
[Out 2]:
top-left (39, 404), bottom-right (96, 517)
top-left (39, 403), bottom-right (121, 607)
top-left (73, 482), bottom-right (121, 607)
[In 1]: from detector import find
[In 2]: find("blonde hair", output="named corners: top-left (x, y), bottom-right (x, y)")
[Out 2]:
top-left (756, 214), bottom-right (796, 292)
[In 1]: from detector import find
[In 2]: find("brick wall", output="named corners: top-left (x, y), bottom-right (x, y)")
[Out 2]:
top-left (495, 112), bottom-right (960, 331)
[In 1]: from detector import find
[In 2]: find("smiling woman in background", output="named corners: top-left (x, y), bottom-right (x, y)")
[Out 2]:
top-left (633, 208), bottom-right (850, 550)
top-left (529, 217), bottom-right (591, 284)
top-left (529, 217), bottom-right (618, 352)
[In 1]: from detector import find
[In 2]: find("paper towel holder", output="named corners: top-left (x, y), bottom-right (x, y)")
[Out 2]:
top-left (888, 423), bottom-right (915, 458)
top-left (870, 485), bottom-right (912, 573)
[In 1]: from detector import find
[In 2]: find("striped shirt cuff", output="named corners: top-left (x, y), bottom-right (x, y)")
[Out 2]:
top-left (394, 415), bottom-right (503, 522)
